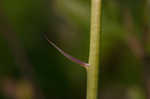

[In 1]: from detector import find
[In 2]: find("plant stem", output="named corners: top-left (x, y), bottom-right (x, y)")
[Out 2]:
top-left (86, 0), bottom-right (102, 99)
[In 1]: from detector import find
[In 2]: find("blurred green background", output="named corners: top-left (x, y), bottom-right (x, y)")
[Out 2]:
top-left (0, 0), bottom-right (150, 99)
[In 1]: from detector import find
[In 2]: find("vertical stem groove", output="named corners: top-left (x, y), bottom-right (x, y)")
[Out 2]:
top-left (87, 0), bottom-right (102, 99)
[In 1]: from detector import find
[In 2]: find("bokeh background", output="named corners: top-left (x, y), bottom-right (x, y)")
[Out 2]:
top-left (0, 0), bottom-right (150, 99)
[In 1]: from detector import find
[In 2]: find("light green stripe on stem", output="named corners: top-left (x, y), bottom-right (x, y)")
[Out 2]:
top-left (87, 0), bottom-right (102, 99)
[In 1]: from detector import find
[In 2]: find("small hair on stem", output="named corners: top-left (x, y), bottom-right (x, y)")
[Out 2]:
top-left (44, 34), bottom-right (89, 69)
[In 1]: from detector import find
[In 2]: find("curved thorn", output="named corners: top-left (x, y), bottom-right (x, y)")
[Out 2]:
top-left (44, 35), bottom-right (89, 69)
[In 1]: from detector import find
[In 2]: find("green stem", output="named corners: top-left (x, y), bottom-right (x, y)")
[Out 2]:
top-left (86, 0), bottom-right (102, 99)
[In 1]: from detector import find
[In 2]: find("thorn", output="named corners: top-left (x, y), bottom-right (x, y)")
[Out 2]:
top-left (44, 34), bottom-right (89, 69)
